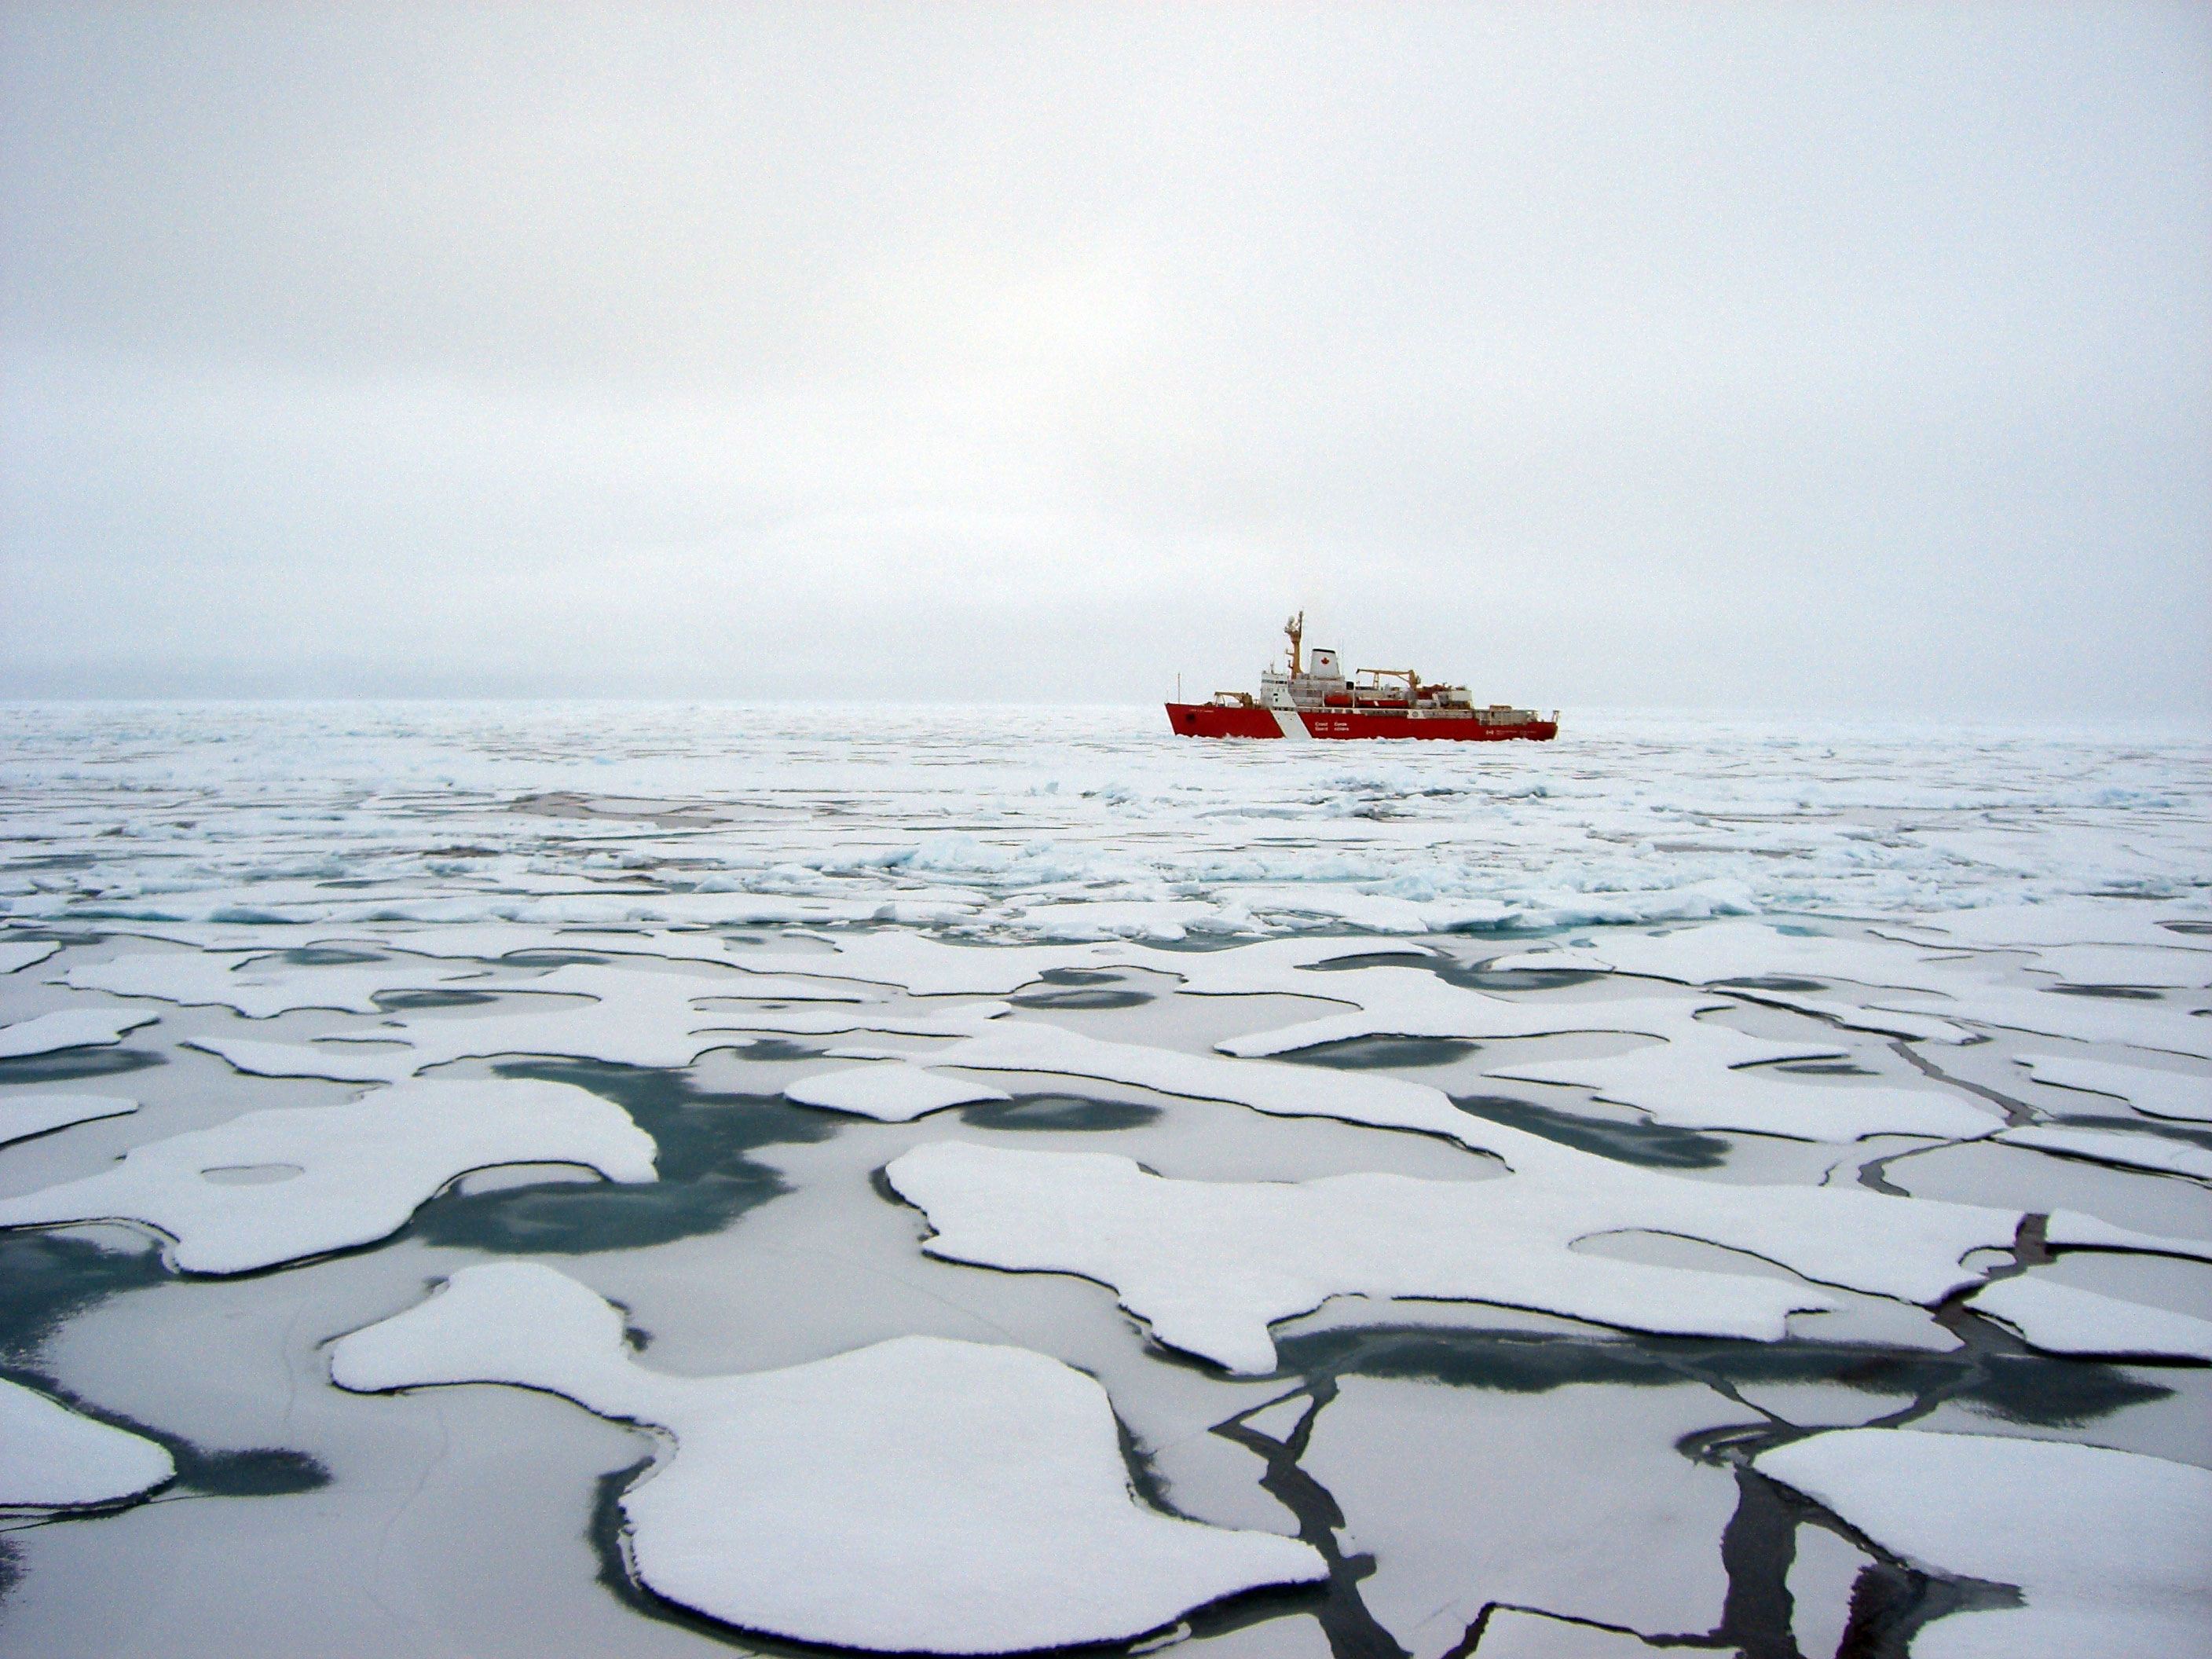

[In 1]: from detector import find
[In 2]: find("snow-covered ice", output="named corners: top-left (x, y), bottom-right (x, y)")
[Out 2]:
top-left (1753, 1427), bottom-right (2212, 1658)
top-left (0, 1079), bottom-right (657, 1273)
top-left (0, 1008), bottom-right (158, 1058)
top-left (330, 1262), bottom-right (1325, 1651)
top-left (1997, 1123), bottom-right (2212, 1181)
top-left (0, 1093), bottom-right (137, 1147)
top-left (0, 939), bottom-right (61, 974)
top-left (882, 1139), bottom-right (2086, 1372)
top-left (783, 1064), bottom-right (1012, 1121)
top-left (57, 950), bottom-right (496, 1017)
top-left (2014, 1053), bottom-right (2212, 1122)
top-left (1965, 1274), bottom-right (2212, 1361)
top-left (0, 1376), bottom-right (175, 1509)
top-left (2, 702), bottom-right (2207, 1658)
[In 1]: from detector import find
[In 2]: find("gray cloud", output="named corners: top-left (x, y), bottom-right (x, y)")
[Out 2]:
top-left (4, 2), bottom-right (2207, 714)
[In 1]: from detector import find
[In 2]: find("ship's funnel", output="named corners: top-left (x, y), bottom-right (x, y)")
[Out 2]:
top-left (1306, 648), bottom-right (1342, 680)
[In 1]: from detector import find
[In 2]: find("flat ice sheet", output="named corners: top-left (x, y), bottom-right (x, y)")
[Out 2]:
top-left (1485, 1023), bottom-right (2001, 1143)
top-left (883, 1141), bottom-right (2061, 1373)
top-left (0, 1079), bottom-right (657, 1273)
top-left (0, 939), bottom-right (61, 974)
top-left (1997, 1124), bottom-right (2212, 1181)
top-left (1467, 1610), bottom-right (1659, 1656)
top-left (869, 1024), bottom-right (2119, 1314)
top-left (330, 1262), bottom-right (1325, 1652)
top-left (0, 1376), bottom-right (174, 1509)
top-left (1753, 1428), bottom-right (2212, 1659)
top-left (183, 1035), bottom-right (423, 1083)
top-left (2015, 1053), bottom-right (2212, 1123)
top-left (1487, 920), bottom-right (1969, 992)
top-left (1870, 984), bottom-right (2212, 1059)
top-left (0, 1093), bottom-right (137, 1146)
top-left (1878, 900), bottom-right (2211, 953)
top-left (57, 950), bottom-right (495, 1016)
top-left (1965, 1274), bottom-right (2212, 1361)
top-left (0, 1008), bottom-right (157, 1058)
top-left (783, 1064), bottom-right (1011, 1121)
top-left (1301, 1376), bottom-right (1736, 1654)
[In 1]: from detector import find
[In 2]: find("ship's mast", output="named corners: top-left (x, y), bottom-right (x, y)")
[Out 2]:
top-left (1284, 611), bottom-right (1304, 677)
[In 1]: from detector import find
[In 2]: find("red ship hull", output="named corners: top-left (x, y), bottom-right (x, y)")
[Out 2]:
top-left (1166, 703), bottom-right (1558, 742)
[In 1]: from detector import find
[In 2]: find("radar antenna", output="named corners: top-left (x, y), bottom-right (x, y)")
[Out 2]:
top-left (1284, 611), bottom-right (1304, 676)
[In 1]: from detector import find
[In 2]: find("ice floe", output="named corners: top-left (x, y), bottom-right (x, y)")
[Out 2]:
top-left (208, 962), bottom-right (992, 1078)
top-left (182, 1035), bottom-right (423, 1084)
top-left (1212, 972), bottom-right (1995, 1141)
top-left (1484, 1021), bottom-right (2001, 1143)
top-left (1878, 900), bottom-right (2212, 953)
top-left (0, 939), bottom-right (61, 974)
top-left (784, 1064), bottom-right (1011, 1121)
top-left (1488, 920), bottom-right (1969, 992)
top-left (723, 930), bottom-right (1389, 998)
top-left (1464, 1610), bottom-right (1658, 1656)
top-left (0, 1377), bottom-right (174, 1509)
top-left (0, 1079), bottom-right (656, 1273)
top-left (0, 1093), bottom-right (137, 1146)
top-left (1996, 1124), bottom-right (2212, 1181)
top-left (1752, 1428), bottom-right (2212, 1659)
top-left (1965, 1274), bottom-right (2212, 1361)
top-left (1216, 973), bottom-right (1712, 1055)
top-left (872, 1020), bottom-right (2206, 1286)
top-left (0, 1008), bottom-right (158, 1058)
top-left (329, 1262), bottom-right (1325, 1651)
top-left (881, 1139), bottom-right (2079, 1373)
top-left (2014, 1053), bottom-right (2212, 1122)
top-left (2016, 943), bottom-right (2212, 989)
top-left (1866, 984), bottom-right (2212, 1059)
top-left (1300, 1376), bottom-right (1736, 1653)
top-left (57, 950), bottom-right (495, 1016)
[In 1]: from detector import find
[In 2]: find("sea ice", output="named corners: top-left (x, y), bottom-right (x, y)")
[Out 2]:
top-left (1214, 972), bottom-right (1712, 1056)
top-left (1867, 985), bottom-right (2212, 1060)
top-left (0, 1093), bottom-right (137, 1147)
top-left (866, 1024), bottom-right (2184, 1308)
top-left (0, 1079), bottom-right (657, 1273)
top-left (1487, 920), bottom-right (1969, 992)
top-left (0, 1376), bottom-right (174, 1509)
top-left (57, 950), bottom-right (494, 1017)
top-left (292, 962), bottom-right (982, 1075)
top-left (1300, 1376), bottom-right (1737, 1653)
top-left (1878, 900), bottom-right (2211, 954)
top-left (887, 1141), bottom-right (2083, 1373)
top-left (183, 1035), bottom-right (423, 1084)
top-left (2017, 943), bottom-right (2212, 989)
top-left (329, 1262), bottom-right (1326, 1652)
top-left (0, 1008), bottom-right (158, 1059)
top-left (1964, 1274), bottom-right (2212, 1361)
top-left (1465, 1610), bottom-right (1658, 1656)
top-left (1996, 1124), bottom-right (2212, 1182)
top-left (0, 939), bottom-right (61, 974)
top-left (1485, 1023), bottom-right (2001, 1143)
top-left (1752, 1427), bottom-right (2212, 1659)
top-left (2014, 1053), bottom-right (2212, 1123)
top-left (784, 1064), bottom-right (1012, 1121)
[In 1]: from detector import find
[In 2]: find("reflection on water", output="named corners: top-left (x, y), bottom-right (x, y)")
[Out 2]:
top-left (959, 1095), bottom-right (1165, 1133)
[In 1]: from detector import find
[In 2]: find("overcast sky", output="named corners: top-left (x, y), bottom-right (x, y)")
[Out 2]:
top-left (3, 3), bottom-right (2207, 716)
